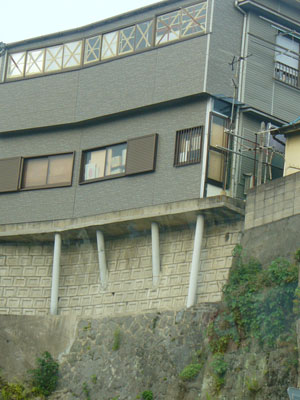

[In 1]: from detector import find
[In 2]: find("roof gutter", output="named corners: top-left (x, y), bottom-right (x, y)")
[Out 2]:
top-left (237, 0), bottom-right (300, 30)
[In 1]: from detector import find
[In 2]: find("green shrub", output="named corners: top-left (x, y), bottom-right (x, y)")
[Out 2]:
top-left (112, 328), bottom-right (121, 351)
top-left (29, 351), bottom-right (59, 397)
top-left (208, 249), bottom-right (299, 350)
top-left (142, 390), bottom-right (153, 400)
top-left (179, 363), bottom-right (202, 381)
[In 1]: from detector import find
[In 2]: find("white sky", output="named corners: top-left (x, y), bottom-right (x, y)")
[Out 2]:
top-left (1, 0), bottom-right (161, 44)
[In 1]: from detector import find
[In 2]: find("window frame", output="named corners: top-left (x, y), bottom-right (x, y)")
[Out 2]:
top-left (20, 151), bottom-right (75, 191)
top-left (173, 125), bottom-right (203, 167)
top-left (80, 141), bottom-right (127, 184)
top-left (80, 133), bottom-right (158, 185)
top-left (3, 1), bottom-right (207, 83)
top-left (206, 113), bottom-right (230, 188)
top-left (274, 32), bottom-right (300, 89)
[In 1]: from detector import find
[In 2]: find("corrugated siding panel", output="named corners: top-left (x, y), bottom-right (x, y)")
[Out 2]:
top-left (0, 157), bottom-right (21, 193)
top-left (126, 134), bottom-right (158, 175)
top-left (273, 83), bottom-right (300, 122)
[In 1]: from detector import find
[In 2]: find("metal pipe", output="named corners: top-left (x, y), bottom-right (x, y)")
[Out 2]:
top-left (187, 215), bottom-right (205, 308)
top-left (50, 233), bottom-right (62, 315)
top-left (96, 230), bottom-right (108, 289)
top-left (151, 222), bottom-right (160, 286)
top-left (200, 98), bottom-right (213, 198)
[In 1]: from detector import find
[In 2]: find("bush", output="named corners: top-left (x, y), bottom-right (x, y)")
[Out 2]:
top-left (142, 390), bottom-right (153, 400)
top-left (29, 351), bottom-right (59, 397)
top-left (179, 363), bottom-right (202, 381)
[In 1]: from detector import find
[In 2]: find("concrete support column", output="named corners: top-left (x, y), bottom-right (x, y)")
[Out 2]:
top-left (96, 230), bottom-right (108, 289)
top-left (151, 222), bottom-right (160, 286)
top-left (50, 233), bottom-right (62, 315)
top-left (187, 215), bottom-right (205, 308)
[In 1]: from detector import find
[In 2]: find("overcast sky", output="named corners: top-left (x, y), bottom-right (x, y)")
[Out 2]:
top-left (1, 0), bottom-right (160, 44)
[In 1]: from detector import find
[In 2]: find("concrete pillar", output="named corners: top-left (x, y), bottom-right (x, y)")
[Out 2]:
top-left (187, 215), bottom-right (205, 308)
top-left (151, 222), bottom-right (160, 286)
top-left (96, 230), bottom-right (108, 289)
top-left (50, 233), bottom-right (62, 315)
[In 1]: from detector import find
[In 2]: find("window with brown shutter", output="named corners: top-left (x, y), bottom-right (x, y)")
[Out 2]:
top-left (80, 134), bottom-right (158, 183)
top-left (21, 153), bottom-right (74, 189)
top-left (0, 157), bottom-right (22, 193)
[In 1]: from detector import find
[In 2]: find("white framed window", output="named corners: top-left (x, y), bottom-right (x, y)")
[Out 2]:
top-left (275, 34), bottom-right (299, 88)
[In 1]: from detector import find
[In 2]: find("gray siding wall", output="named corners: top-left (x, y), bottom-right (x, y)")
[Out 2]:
top-left (0, 100), bottom-right (207, 224)
top-left (206, 0), bottom-right (244, 96)
top-left (0, 0), bottom-right (210, 133)
top-left (243, 10), bottom-right (300, 122)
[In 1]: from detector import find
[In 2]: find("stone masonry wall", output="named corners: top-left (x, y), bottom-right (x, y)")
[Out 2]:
top-left (0, 221), bottom-right (242, 316)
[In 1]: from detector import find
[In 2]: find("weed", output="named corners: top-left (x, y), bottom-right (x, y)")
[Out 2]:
top-left (210, 353), bottom-right (227, 393)
top-left (245, 376), bottom-right (262, 393)
top-left (179, 363), bottom-right (202, 381)
top-left (142, 390), bottom-right (153, 400)
top-left (82, 382), bottom-right (91, 400)
top-left (90, 374), bottom-right (97, 384)
top-left (28, 351), bottom-right (59, 397)
top-left (112, 328), bottom-right (121, 351)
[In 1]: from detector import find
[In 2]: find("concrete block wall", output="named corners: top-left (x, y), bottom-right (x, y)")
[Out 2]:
top-left (0, 221), bottom-right (242, 316)
top-left (244, 171), bottom-right (300, 230)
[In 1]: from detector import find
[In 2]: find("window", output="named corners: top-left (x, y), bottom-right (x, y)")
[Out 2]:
top-left (275, 34), bottom-right (300, 88)
top-left (174, 126), bottom-right (202, 166)
top-left (155, 2), bottom-right (207, 46)
top-left (21, 153), bottom-right (74, 189)
top-left (83, 143), bottom-right (127, 181)
top-left (207, 115), bottom-right (229, 186)
top-left (81, 134), bottom-right (158, 183)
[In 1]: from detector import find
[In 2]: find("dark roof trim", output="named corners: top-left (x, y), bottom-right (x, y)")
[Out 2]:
top-left (239, 106), bottom-right (288, 125)
top-left (237, 0), bottom-right (300, 31)
top-left (278, 119), bottom-right (300, 135)
top-left (0, 92), bottom-right (210, 136)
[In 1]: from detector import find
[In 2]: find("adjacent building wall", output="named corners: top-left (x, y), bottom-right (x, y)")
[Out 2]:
top-left (242, 171), bottom-right (300, 264)
top-left (244, 9), bottom-right (300, 122)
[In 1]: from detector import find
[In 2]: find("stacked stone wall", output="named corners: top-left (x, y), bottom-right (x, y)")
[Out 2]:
top-left (0, 221), bottom-right (242, 316)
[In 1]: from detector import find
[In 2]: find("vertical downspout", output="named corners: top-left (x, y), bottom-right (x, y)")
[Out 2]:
top-left (151, 222), bottom-right (160, 286)
top-left (96, 230), bottom-right (108, 289)
top-left (200, 98), bottom-right (213, 198)
top-left (50, 233), bottom-right (62, 315)
top-left (232, 2), bottom-right (248, 197)
top-left (0, 43), bottom-right (7, 83)
top-left (187, 215), bottom-right (205, 308)
top-left (201, 0), bottom-right (215, 198)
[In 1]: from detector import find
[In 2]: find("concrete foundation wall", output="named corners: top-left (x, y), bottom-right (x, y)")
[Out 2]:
top-left (244, 171), bottom-right (300, 230)
top-left (0, 222), bottom-right (242, 316)
top-left (242, 171), bottom-right (300, 265)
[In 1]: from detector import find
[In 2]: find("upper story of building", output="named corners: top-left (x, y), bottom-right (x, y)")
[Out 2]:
top-left (1, 0), bottom-right (299, 134)
top-left (0, 0), bottom-right (300, 228)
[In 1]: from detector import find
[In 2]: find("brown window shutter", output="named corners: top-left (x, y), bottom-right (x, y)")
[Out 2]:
top-left (126, 134), bottom-right (158, 175)
top-left (0, 157), bottom-right (21, 193)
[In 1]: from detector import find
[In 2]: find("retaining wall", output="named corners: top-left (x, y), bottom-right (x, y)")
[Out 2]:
top-left (0, 221), bottom-right (242, 316)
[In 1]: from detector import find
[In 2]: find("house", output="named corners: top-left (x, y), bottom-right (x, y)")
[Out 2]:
top-left (277, 118), bottom-right (300, 176)
top-left (0, 0), bottom-right (300, 317)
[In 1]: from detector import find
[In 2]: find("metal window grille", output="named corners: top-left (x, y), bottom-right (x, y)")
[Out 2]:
top-left (174, 126), bottom-right (203, 166)
top-left (275, 61), bottom-right (299, 88)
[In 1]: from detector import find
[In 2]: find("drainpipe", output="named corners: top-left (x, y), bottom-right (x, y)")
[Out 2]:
top-left (50, 233), bottom-right (62, 315)
top-left (96, 230), bottom-right (108, 289)
top-left (232, 1), bottom-right (249, 197)
top-left (187, 215), bottom-right (205, 308)
top-left (151, 222), bottom-right (160, 286)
